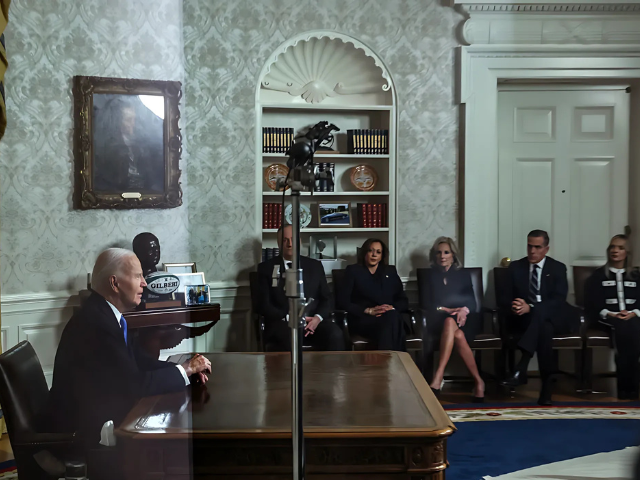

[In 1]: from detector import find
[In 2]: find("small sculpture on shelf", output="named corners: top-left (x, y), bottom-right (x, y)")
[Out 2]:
top-left (132, 232), bottom-right (181, 309)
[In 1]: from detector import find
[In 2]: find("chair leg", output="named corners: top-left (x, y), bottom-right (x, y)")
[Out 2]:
top-left (579, 347), bottom-right (594, 394)
top-left (475, 349), bottom-right (483, 373)
top-left (423, 348), bottom-right (435, 384)
top-left (495, 349), bottom-right (506, 380)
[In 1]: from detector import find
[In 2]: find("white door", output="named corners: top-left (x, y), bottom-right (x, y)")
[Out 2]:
top-left (498, 87), bottom-right (630, 272)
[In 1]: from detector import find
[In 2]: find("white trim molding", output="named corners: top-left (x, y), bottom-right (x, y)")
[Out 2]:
top-left (458, 44), bottom-right (640, 290)
top-left (452, 1), bottom-right (640, 45)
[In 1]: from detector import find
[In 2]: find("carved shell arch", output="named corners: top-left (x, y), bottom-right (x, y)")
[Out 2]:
top-left (258, 31), bottom-right (393, 104)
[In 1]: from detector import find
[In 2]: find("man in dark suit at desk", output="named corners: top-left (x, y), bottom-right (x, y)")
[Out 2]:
top-left (45, 248), bottom-right (212, 463)
top-left (499, 230), bottom-right (580, 405)
top-left (257, 225), bottom-right (345, 351)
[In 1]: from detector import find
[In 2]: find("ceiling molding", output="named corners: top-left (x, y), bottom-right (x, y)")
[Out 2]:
top-left (452, 2), bottom-right (640, 44)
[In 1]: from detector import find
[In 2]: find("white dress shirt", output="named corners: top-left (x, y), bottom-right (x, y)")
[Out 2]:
top-left (529, 256), bottom-right (546, 303)
top-left (599, 267), bottom-right (640, 319)
top-left (105, 300), bottom-right (190, 385)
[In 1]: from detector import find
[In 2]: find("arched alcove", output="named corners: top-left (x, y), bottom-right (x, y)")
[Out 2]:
top-left (255, 31), bottom-right (398, 266)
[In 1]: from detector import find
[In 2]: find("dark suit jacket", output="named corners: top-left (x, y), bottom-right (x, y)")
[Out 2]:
top-left (257, 256), bottom-right (332, 325)
top-left (45, 292), bottom-right (186, 445)
top-left (497, 256), bottom-right (568, 316)
top-left (338, 264), bottom-right (408, 319)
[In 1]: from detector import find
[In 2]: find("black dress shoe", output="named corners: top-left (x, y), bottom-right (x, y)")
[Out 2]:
top-left (500, 370), bottom-right (528, 387)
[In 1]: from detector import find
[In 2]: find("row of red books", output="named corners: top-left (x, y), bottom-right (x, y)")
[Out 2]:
top-left (357, 203), bottom-right (387, 228)
top-left (263, 203), bottom-right (283, 229)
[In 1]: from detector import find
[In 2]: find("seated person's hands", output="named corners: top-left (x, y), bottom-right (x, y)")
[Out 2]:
top-left (304, 315), bottom-right (322, 336)
top-left (456, 308), bottom-right (468, 327)
top-left (511, 298), bottom-right (530, 315)
top-left (617, 310), bottom-right (637, 320)
top-left (365, 305), bottom-right (390, 317)
top-left (181, 354), bottom-right (212, 384)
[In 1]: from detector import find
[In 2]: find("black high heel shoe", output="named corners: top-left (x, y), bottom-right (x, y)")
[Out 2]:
top-left (472, 385), bottom-right (485, 403)
top-left (430, 379), bottom-right (445, 397)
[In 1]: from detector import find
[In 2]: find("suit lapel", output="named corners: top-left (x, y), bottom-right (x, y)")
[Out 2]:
top-left (540, 257), bottom-right (552, 298)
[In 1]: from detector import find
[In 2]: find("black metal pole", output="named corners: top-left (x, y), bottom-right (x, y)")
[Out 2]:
top-left (285, 190), bottom-right (305, 480)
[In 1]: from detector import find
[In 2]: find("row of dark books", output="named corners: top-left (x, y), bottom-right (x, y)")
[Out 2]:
top-left (263, 203), bottom-right (283, 229)
top-left (356, 203), bottom-right (388, 228)
top-left (347, 129), bottom-right (389, 154)
top-left (261, 248), bottom-right (280, 262)
top-left (314, 163), bottom-right (335, 192)
top-left (263, 127), bottom-right (294, 153)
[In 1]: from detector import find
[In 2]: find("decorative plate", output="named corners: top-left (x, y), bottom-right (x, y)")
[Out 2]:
top-left (285, 204), bottom-right (312, 228)
top-left (350, 164), bottom-right (378, 191)
top-left (264, 163), bottom-right (289, 191)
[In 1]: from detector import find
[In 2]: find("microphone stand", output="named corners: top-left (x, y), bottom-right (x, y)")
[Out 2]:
top-left (279, 121), bottom-right (340, 480)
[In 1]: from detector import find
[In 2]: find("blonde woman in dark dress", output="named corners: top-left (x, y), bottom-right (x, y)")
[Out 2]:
top-left (421, 237), bottom-right (484, 401)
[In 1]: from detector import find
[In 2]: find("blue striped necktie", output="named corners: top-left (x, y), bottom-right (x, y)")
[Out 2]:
top-left (529, 264), bottom-right (540, 303)
top-left (120, 315), bottom-right (128, 346)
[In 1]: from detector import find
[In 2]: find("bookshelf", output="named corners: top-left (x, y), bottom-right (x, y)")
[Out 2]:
top-left (255, 32), bottom-right (397, 267)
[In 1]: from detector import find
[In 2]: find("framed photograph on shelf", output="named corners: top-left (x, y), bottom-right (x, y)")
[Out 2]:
top-left (317, 203), bottom-right (352, 227)
top-left (73, 75), bottom-right (183, 209)
top-left (185, 284), bottom-right (210, 306)
top-left (163, 262), bottom-right (197, 274)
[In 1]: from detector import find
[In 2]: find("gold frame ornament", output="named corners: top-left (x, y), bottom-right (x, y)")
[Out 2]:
top-left (73, 75), bottom-right (183, 209)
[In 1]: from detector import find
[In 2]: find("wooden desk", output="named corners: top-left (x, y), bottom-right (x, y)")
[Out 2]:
top-left (116, 351), bottom-right (455, 479)
top-left (123, 304), bottom-right (220, 358)
top-left (126, 304), bottom-right (220, 329)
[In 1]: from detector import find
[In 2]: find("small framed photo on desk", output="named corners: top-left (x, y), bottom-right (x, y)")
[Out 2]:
top-left (185, 285), bottom-right (210, 305)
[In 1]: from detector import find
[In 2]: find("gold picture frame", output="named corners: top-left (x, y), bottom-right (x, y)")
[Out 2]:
top-left (163, 262), bottom-right (197, 274)
top-left (73, 75), bottom-right (183, 209)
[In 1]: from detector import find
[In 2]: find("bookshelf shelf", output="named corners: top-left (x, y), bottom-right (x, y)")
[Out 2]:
top-left (263, 228), bottom-right (390, 233)
top-left (262, 153), bottom-right (390, 160)
top-left (256, 32), bottom-right (396, 265)
top-left (262, 191), bottom-right (390, 196)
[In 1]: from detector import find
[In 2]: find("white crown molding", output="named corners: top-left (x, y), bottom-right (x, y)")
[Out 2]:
top-left (452, 1), bottom-right (640, 45)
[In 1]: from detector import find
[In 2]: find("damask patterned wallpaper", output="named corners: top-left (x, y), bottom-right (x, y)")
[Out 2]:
top-left (183, 0), bottom-right (463, 280)
top-left (0, 0), bottom-right (462, 296)
top-left (0, 0), bottom-right (188, 295)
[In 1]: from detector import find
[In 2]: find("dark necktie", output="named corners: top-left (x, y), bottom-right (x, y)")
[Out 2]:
top-left (287, 262), bottom-right (292, 269)
top-left (529, 264), bottom-right (540, 303)
top-left (120, 315), bottom-right (128, 346)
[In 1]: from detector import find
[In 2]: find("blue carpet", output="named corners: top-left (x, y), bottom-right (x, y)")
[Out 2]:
top-left (447, 418), bottom-right (640, 480)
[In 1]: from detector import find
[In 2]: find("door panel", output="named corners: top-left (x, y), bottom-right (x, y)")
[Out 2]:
top-left (498, 88), bottom-right (629, 273)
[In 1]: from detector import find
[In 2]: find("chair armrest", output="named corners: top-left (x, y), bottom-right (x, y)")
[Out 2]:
top-left (482, 307), bottom-right (500, 336)
top-left (15, 431), bottom-right (79, 449)
top-left (332, 310), bottom-right (351, 347)
top-left (412, 307), bottom-right (428, 339)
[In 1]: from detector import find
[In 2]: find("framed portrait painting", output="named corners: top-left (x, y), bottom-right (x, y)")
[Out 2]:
top-left (73, 76), bottom-right (183, 209)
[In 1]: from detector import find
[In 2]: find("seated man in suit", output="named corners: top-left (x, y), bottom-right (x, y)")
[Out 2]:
top-left (45, 248), bottom-right (212, 461)
top-left (257, 224), bottom-right (345, 351)
top-left (499, 230), bottom-right (580, 405)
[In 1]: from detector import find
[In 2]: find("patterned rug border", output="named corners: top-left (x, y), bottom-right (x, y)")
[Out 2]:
top-left (447, 405), bottom-right (640, 422)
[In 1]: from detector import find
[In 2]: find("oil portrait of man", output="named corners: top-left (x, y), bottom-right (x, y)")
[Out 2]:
top-left (92, 94), bottom-right (165, 193)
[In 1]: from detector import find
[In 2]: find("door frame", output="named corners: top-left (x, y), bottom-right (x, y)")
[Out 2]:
top-left (459, 45), bottom-right (640, 287)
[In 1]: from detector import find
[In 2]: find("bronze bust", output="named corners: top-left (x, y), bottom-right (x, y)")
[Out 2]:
top-left (133, 232), bottom-right (161, 277)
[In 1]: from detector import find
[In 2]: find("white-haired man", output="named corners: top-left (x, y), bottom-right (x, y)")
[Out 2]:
top-left (45, 248), bottom-right (211, 448)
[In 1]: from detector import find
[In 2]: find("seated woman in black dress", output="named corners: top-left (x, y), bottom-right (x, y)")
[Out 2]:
top-left (423, 236), bottom-right (484, 400)
top-left (338, 238), bottom-right (408, 351)
top-left (585, 234), bottom-right (640, 400)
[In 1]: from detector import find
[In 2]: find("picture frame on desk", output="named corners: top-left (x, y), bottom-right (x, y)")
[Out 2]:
top-left (317, 202), bottom-right (352, 227)
top-left (172, 272), bottom-right (206, 302)
top-left (185, 284), bottom-right (210, 306)
top-left (164, 262), bottom-right (197, 274)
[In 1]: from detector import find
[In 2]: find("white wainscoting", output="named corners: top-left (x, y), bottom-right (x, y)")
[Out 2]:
top-left (0, 279), bottom-right (418, 387)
